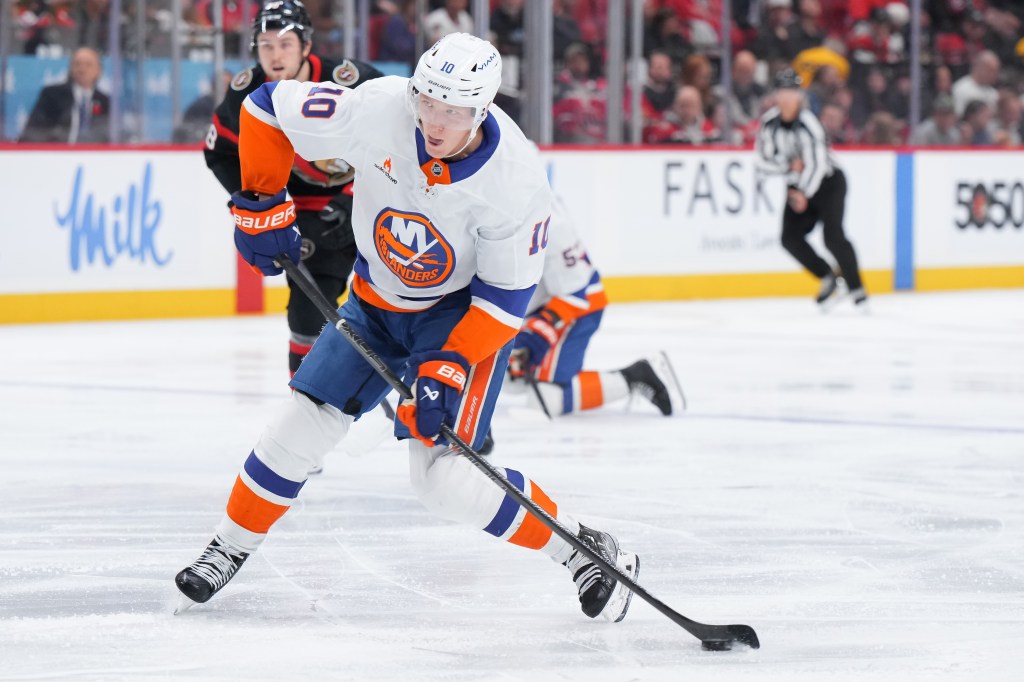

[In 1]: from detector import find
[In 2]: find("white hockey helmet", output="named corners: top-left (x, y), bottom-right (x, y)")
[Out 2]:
top-left (407, 32), bottom-right (502, 134)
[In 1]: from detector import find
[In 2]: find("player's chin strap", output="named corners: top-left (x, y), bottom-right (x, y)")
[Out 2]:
top-left (274, 253), bottom-right (760, 652)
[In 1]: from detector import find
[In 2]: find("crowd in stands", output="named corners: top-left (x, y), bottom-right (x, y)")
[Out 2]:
top-left (8, 0), bottom-right (1024, 147)
top-left (540, 0), bottom-right (1024, 146)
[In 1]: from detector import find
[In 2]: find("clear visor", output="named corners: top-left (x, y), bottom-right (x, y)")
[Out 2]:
top-left (413, 91), bottom-right (478, 132)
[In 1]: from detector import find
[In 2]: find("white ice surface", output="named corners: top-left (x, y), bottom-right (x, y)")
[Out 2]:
top-left (1, 291), bottom-right (1023, 681)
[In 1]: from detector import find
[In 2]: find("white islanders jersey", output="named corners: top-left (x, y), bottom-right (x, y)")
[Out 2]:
top-left (239, 76), bottom-right (552, 363)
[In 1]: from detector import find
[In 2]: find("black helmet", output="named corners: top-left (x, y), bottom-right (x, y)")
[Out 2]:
top-left (774, 68), bottom-right (803, 90)
top-left (251, 0), bottom-right (313, 53)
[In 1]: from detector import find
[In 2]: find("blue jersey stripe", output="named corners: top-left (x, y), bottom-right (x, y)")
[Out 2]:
top-left (415, 114), bottom-right (501, 182)
top-left (243, 451), bottom-right (305, 499)
top-left (248, 82), bottom-right (279, 117)
top-left (470, 276), bottom-right (536, 319)
top-left (353, 253), bottom-right (373, 284)
top-left (482, 467), bottom-right (526, 537)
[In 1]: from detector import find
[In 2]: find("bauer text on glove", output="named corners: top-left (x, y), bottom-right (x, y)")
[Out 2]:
top-left (231, 189), bottom-right (302, 276)
top-left (397, 351), bottom-right (470, 446)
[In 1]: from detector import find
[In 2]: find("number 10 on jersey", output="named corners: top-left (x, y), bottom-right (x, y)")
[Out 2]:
top-left (301, 86), bottom-right (345, 118)
top-left (528, 216), bottom-right (551, 255)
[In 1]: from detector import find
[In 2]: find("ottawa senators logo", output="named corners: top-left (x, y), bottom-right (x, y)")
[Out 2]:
top-left (230, 68), bottom-right (253, 91)
top-left (332, 60), bottom-right (360, 86)
top-left (373, 208), bottom-right (454, 288)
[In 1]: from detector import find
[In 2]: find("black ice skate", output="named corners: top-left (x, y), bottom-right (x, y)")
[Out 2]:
top-left (850, 287), bottom-right (869, 309)
top-left (815, 272), bottom-right (839, 303)
top-left (621, 352), bottom-right (685, 415)
top-left (174, 537), bottom-right (249, 613)
top-left (564, 524), bottom-right (640, 622)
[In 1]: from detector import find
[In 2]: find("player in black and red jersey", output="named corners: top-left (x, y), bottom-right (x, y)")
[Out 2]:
top-left (205, 0), bottom-right (383, 375)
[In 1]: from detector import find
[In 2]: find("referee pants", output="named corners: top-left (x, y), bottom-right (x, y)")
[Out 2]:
top-left (780, 169), bottom-right (863, 290)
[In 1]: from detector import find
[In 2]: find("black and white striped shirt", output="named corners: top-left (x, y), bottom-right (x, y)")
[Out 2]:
top-left (755, 106), bottom-right (837, 199)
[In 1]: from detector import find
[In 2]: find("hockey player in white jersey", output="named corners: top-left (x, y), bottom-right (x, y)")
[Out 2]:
top-left (508, 191), bottom-right (683, 418)
top-left (175, 33), bottom-right (640, 624)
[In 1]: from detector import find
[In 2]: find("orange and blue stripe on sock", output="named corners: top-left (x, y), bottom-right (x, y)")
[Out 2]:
top-left (225, 451), bottom-right (307, 534)
top-left (483, 468), bottom-right (558, 550)
top-left (561, 370), bottom-right (605, 414)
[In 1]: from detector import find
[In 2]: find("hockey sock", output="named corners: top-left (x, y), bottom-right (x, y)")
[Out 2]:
top-left (483, 466), bottom-right (580, 561)
top-left (409, 443), bottom-right (581, 561)
top-left (548, 371), bottom-right (630, 415)
top-left (224, 450), bottom-right (306, 535)
top-left (218, 392), bottom-right (352, 549)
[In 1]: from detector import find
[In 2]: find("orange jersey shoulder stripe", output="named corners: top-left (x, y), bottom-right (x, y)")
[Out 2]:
top-left (443, 305), bottom-right (520, 367)
top-left (239, 105), bottom-right (294, 195)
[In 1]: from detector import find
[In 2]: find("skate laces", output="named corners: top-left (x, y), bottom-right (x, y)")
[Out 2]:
top-left (190, 542), bottom-right (246, 590)
top-left (566, 548), bottom-right (603, 596)
top-left (565, 528), bottom-right (613, 597)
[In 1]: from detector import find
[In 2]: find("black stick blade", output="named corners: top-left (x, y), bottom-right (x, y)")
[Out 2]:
top-left (699, 624), bottom-right (760, 651)
top-left (727, 624), bottom-right (760, 649)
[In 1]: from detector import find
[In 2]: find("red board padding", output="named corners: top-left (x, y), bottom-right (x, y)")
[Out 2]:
top-left (235, 252), bottom-right (264, 313)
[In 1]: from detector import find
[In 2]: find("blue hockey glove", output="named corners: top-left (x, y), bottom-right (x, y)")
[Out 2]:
top-left (397, 351), bottom-right (470, 447)
top-left (231, 189), bottom-right (301, 276)
top-left (512, 308), bottom-right (564, 377)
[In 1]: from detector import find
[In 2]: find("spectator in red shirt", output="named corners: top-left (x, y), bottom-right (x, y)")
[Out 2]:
top-left (553, 42), bottom-right (608, 144)
top-left (645, 85), bottom-right (720, 144)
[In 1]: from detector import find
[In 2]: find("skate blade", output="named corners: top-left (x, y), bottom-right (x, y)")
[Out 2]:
top-left (601, 551), bottom-right (640, 623)
top-left (655, 351), bottom-right (687, 413)
top-left (173, 593), bottom-right (198, 615)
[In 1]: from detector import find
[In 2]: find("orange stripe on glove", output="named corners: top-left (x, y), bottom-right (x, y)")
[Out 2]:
top-left (398, 351), bottom-right (470, 447)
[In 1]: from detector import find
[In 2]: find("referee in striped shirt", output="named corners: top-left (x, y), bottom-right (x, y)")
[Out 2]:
top-left (756, 69), bottom-right (867, 308)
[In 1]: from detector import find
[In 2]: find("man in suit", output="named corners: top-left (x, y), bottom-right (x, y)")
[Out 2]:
top-left (20, 47), bottom-right (110, 143)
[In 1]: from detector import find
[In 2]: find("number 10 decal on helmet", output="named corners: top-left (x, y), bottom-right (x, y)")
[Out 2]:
top-left (407, 33), bottom-right (502, 154)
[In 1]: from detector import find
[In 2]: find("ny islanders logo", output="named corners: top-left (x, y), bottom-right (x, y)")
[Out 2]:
top-left (374, 208), bottom-right (454, 287)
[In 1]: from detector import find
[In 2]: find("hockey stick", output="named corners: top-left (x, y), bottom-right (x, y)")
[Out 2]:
top-left (276, 256), bottom-right (759, 651)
